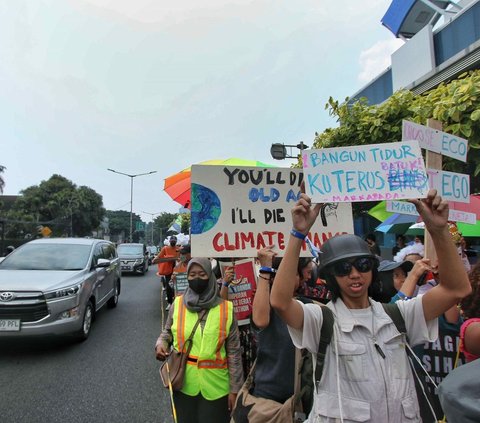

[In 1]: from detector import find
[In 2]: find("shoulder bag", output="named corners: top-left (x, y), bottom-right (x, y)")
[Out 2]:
top-left (159, 309), bottom-right (208, 391)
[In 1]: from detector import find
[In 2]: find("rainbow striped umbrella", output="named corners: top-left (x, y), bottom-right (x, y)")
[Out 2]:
top-left (164, 158), bottom-right (276, 208)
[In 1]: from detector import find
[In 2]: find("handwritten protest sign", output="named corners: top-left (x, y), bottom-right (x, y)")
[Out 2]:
top-left (387, 200), bottom-right (476, 224)
top-left (302, 141), bottom-right (428, 203)
top-left (190, 165), bottom-right (353, 257)
top-left (386, 200), bottom-right (418, 216)
top-left (448, 209), bottom-right (477, 224)
top-left (174, 272), bottom-right (188, 296)
top-left (219, 259), bottom-right (256, 325)
top-left (427, 169), bottom-right (470, 203)
top-left (402, 120), bottom-right (468, 162)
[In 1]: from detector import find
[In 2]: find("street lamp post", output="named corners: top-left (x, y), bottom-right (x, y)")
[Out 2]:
top-left (107, 169), bottom-right (157, 243)
top-left (142, 211), bottom-right (162, 245)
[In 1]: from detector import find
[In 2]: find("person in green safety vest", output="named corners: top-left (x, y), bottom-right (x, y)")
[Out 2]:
top-left (156, 257), bottom-right (244, 423)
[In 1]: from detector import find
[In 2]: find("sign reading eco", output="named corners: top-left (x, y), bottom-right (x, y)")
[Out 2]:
top-left (386, 200), bottom-right (476, 224)
top-left (190, 165), bottom-right (353, 257)
top-left (302, 140), bottom-right (428, 203)
top-left (402, 120), bottom-right (468, 162)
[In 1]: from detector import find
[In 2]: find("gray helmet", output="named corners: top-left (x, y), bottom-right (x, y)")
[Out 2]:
top-left (318, 234), bottom-right (377, 272)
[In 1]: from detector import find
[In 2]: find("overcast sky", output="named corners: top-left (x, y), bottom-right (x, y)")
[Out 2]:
top-left (1, 0), bottom-right (403, 220)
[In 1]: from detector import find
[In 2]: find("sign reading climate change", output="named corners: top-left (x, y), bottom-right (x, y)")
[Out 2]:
top-left (303, 140), bottom-right (428, 203)
top-left (190, 166), bottom-right (353, 257)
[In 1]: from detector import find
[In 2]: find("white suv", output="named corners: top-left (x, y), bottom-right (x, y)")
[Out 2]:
top-left (0, 238), bottom-right (121, 341)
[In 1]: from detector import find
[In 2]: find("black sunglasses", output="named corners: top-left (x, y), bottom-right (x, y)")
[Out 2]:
top-left (330, 257), bottom-right (375, 277)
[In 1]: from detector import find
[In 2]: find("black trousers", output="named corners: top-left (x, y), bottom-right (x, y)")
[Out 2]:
top-left (172, 391), bottom-right (230, 423)
top-left (162, 274), bottom-right (175, 304)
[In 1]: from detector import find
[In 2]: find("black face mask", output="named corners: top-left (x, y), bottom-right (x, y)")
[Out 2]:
top-left (170, 241), bottom-right (176, 247)
top-left (188, 278), bottom-right (209, 294)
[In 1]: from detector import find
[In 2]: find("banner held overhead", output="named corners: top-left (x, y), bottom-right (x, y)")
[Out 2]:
top-left (190, 166), bottom-right (353, 257)
top-left (302, 140), bottom-right (428, 203)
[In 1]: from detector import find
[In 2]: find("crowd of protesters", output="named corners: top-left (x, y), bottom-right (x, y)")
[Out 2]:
top-left (153, 188), bottom-right (480, 423)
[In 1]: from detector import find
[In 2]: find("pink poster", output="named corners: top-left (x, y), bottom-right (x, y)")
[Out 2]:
top-left (219, 259), bottom-right (257, 325)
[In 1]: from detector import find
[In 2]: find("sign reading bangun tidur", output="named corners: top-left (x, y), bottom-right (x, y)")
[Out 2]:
top-left (302, 140), bottom-right (429, 203)
top-left (190, 165), bottom-right (353, 257)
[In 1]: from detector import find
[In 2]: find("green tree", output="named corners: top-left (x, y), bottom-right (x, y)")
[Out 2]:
top-left (181, 213), bottom-right (191, 235)
top-left (0, 165), bottom-right (5, 194)
top-left (10, 174), bottom-right (105, 237)
top-left (106, 210), bottom-right (143, 241)
top-left (74, 186), bottom-right (105, 236)
top-left (153, 212), bottom-right (177, 245)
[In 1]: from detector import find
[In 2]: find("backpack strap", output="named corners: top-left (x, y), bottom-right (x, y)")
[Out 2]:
top-left (381, 302), bottom-right (407, 339)
top-left (314, 305), bottom-right (334, 387)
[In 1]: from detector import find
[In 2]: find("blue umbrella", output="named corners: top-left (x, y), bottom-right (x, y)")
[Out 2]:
top-left (375, 213), bottom-right (418, 234)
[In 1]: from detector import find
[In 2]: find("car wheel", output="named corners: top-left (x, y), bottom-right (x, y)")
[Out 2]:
top-left (75, 300), bottom-right (94, 342)
top-left (107, 280), bottom-right (120, 308)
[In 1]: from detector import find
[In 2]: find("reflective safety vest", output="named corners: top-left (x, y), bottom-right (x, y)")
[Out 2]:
top-left (172, 296), bottom-right (233, 400)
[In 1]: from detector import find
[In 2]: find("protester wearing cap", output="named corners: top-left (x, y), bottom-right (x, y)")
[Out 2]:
top-left (270, 189), bottom-right (471, 422)
top-left (179, 244), bottom-right (191, 261)
top-left (378, 259), bottom-right (433, 304)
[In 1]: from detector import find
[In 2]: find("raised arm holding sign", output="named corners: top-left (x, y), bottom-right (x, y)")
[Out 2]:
top-left (270, 186), bottom-right (471, 423)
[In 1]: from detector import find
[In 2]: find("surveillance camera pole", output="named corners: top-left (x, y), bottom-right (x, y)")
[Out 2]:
top-left (270, 141), bottom-right (309, 160)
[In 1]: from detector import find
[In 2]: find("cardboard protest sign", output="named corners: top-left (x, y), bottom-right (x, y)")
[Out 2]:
top-left (402, 120), bottom-right (468, 162)
top-left (386, 200), bottom-right (418, 216)
top-left (427, 169), bottom-right (470, 203)
top-left (174, 272), bottom-right (188, 296)
top-left (387, 200), bottom-right (476, 224)
top-left (302, 141), bottom-right (428, 203)
top-left (219, 259), bottom-right (257, 325)
top-left (190, 165), bottom-right (353, 257)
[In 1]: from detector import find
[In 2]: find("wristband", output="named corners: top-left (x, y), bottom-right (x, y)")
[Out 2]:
top-left (259, 266), bottom-right (276, 274)
top-left (290, 229), bottom-right (307, 240)
top-left (397, 291), bottom-right (411, 300)
top-left (222, 282), bottom-right (230, 288)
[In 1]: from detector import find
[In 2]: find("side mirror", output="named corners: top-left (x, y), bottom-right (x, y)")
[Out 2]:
top-left (96, 258), bottom-right (111, 268)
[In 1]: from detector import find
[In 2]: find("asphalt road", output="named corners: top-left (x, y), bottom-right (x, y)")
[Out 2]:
top-left (0, 266), bottom-right (173, 423)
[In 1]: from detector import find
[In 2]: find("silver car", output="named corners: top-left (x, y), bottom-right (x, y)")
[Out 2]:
top-left (117, 243), bottom-right (149, 275)
top-left (0, 238), bottom-right (121, 341)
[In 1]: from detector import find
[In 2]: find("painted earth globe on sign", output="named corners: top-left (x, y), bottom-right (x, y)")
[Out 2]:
top-left (191, 183), bottom-right (222, 235)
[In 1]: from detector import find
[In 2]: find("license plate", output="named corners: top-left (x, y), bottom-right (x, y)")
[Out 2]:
top-left (0, 319), bottom-right (21, 331)
top-left (121, 266), bottom-right (131, 270)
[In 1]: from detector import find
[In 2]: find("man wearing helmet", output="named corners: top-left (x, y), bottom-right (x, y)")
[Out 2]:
top-left (271, 189), bottom-right (471, 423)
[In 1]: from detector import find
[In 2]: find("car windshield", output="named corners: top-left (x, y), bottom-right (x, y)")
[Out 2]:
top-left (0, 243), bottom-right (92, 271)
top-left (117, 245), bottom-right (143, 255)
